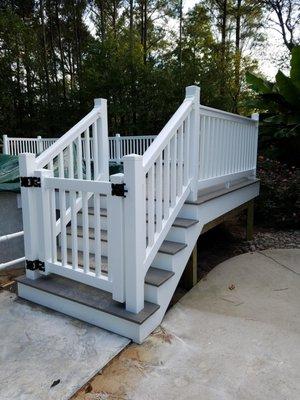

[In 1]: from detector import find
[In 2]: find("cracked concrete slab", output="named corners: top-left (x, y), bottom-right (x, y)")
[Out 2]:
top-left (0, 290), bottom-right (129, 400)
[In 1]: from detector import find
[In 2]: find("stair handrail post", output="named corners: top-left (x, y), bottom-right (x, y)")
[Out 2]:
top-left (19, 153), bottom-right (40, 279)
top-left (115, 134), bottom-right (121, 163)
top-left (123, 154), bottom-right (146, 313)
top-left (2, 135), bottom-right (8, 154)
top-left (94, 98), bottom-right (109, 180)
top-left (108, 173), bottom-right (126, 303)
top-left (186, 85), bottom-right (200, 202)
top-left (251, 112), bottom-right (259, 178)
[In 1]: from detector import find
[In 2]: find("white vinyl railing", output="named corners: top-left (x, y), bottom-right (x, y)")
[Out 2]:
top-left (39, 175), bottom-right (124, 301)
top-left (2, 136), bottom-right (56, 156)
top-left (18, 85), bottom-right (259, 316)
top-left (109, 134), bottom-right (156, 162)
top-left (198, 106), bottom-right (258, 190)
top-left (118, 86), bottom-right (200, 313)
top-left (35, 99), bottom-right (109, 181)
top-left (3, 133), bottom-right (156, 163)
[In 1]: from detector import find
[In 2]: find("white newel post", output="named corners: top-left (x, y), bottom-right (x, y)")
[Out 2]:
top-left (35, 168), bottom-right (53, 271)
top-left (19, 153), bottom-right (40, 279)
top-left (3, 135), bottom-right (8, 154)
top-left (186, 85), bottom-right (200, 202)
top-left (95, 98), bottom-right (109, 181)
top-left (115, 134), bottom-right (121, 163)
top-left (251, 113), bottom-right (259, 178)
top-left (37, 136), bottom-right (42, 154)
top-left (123, 154), bottom-right (146, 313)
top-left (108, 173), bottom-right (125, 303)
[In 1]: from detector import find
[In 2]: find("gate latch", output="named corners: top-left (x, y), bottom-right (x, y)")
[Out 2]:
top-left (26, 260), bottom-right (45, 272)
top-left (20, 177), bottom-right (41, 188)
top-left (111, 183), bottom-right (128, 197)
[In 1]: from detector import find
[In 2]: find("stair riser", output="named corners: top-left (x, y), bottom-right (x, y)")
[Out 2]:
top-left (144, 283), bottom-right (159, 304)
top-left (66, 235), bottom-right (108, 256)
top-left (153, 252), bottom-right (175, 271)
top-left (177, 203), bottom-right (198, 219)
top-left (165, 225), bottom-right (188, 243)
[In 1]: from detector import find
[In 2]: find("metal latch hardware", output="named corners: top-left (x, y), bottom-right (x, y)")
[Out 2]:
top-left (20, 177), bottom-right (41, 188)
top-left (111, 183), bottom-right (128, 197)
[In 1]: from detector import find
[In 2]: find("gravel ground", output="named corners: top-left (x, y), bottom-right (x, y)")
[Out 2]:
top-left (195, 219), bottom-right (299, 282)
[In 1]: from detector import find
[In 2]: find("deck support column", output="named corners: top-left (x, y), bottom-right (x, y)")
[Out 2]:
top-left (181, 244), bottom-right (198, 290)
top-left (246, 200), bottom-right (254, 241)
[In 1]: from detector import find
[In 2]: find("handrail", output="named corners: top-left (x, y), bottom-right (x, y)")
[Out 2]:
top-left (143, 100), bottom-right (192, 172)
top-left (199, 105), bottom-right (255, 124)
top-left (0, 230), bottom-right (25, 271)
top-left (0, 230), bottom-right (23, 242)
top-left (36, 105), bottom-right (101, 169)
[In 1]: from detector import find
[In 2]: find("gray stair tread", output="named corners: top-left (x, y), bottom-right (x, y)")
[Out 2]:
top-left (57, 248), bottom-right (108, 273)
top-left (66, 226), bottom-right (107, 242)
top-left (80, 210), bottom-right (198, 230)
top-left (186, 178), bottom-right (259, 205)
top-left (17, 275), bottom-right (160, 325)
top-left (159, 240), bottom-right (187, 255)
top-left (173, 217), bottom-right (198, 228)
top-left (145, 267), bottom-right (174, 287)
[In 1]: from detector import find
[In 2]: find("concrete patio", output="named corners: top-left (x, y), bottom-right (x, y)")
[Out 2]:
top-left (0, 289), bottom-right (129, 400)
top-left (73, 248), bottom-right (300, 400)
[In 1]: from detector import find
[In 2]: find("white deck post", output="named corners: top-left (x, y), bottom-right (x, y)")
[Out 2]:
top-left (95, 98), bottom-right (109, 180)
top-left (251, 113), bottom-right (259, 178)
top-left (19, 153), bottom-right (40, 280)
top-left (115, 134), bottom-right (121, 163)
top-left (3, 135), bottom-right (8, 154)
top-left (123, 154), bottom-right (146, 313)
top-left (37, 136), bottom-right (42, 155)
top-left (108, 173), bottom-right (125, 303)
top-left (35, 168), bottom-right (53, 272)
top-left (186, 85), bottom-right (200, 202)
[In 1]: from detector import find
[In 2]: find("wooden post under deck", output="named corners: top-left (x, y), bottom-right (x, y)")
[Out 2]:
top-left (181, 244), bottom-right (198, 290)
top-left (246, 200), bottom-right (254, 241)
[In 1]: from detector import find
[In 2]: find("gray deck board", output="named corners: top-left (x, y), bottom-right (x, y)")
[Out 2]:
top-left (17, 275), bottom-right (160, 324)
top-left (186, 178), bottom-right (259, 205)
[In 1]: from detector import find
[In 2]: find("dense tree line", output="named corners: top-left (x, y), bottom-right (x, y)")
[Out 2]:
top-left (0, 0), bottom-right (298, 138)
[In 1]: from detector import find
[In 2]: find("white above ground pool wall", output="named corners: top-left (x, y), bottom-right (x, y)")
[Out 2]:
top-left (0, 191), bottom-right (24, 269)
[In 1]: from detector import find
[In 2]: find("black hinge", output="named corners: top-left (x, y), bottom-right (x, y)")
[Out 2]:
top-left (26, 259), bottom-right (45, 272)
top-left (111, 183), bottom-right (128, 197)
top-left (20, 176), bottom-right (41, 188)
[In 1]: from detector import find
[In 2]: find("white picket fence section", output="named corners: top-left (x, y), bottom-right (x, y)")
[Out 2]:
top-left (17, 86), bottom-right (259, 315)
top-left (3, 133), bottom-right (156, 163)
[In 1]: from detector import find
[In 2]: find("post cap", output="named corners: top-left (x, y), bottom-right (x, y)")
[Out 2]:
top-left (185, 85), bottom-right (200, 100)
top-left (94, 98), bottom-right (107, 108)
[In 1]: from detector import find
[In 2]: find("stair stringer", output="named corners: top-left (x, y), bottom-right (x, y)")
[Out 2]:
top-left (138, 181), bottom-right (260, 343)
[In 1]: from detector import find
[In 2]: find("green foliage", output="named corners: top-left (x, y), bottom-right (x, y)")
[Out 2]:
top-left (0, 0), bottom-right (266, 138)
top-left (255, 157), bottom-right (299, 229)
top-left (246, 47), bottom-right (300, 138)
